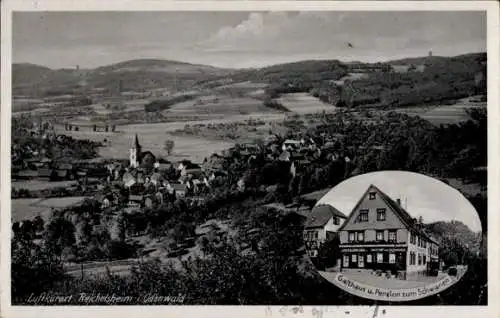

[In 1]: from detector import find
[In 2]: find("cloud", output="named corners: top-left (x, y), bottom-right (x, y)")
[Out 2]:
top-left (214, 12), bottom-right (266, 40)
top-left (196, 12), bottom-right (311, 53)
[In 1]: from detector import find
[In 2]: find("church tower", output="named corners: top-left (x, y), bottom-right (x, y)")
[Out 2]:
top-left (130, 133), bottom-right (142, 168)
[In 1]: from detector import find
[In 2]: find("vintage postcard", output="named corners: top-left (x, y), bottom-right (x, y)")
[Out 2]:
top-left (1, 1), bottom-right (498, 318)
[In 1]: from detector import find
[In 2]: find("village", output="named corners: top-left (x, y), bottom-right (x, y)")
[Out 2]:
top-left (11, 115), bottom-right (356, 273)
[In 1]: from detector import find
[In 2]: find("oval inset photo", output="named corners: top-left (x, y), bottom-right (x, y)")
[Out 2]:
top-left (304, 171), bottom-right (482, 301)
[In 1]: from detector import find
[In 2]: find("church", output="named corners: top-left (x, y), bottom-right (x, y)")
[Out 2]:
top-left (129, 134), bottom-right (156, 169)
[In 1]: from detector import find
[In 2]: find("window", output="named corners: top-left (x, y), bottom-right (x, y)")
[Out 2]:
top-left (367, 254), bottom-right (372, 263)
top-left (418, 254), bottom-right (422, 265)
top-left (376, 253), bottom-right (383, 263)
top-left (389, 253), bottom-right (396, 264)
top-left (376, 230), bottom-right (384, 241)
top-left (369, 192), bottom-right (376, 200)
top-left (388, 230), bottom-right (397, 242)
top-left (358, 255), bottom-right (365, 268)
top-left (357, 231), bottom-right (365, 242)
top-left (410, 252), bottom-right (416, 265)
top-left (343, 255), bottom-right (349, 267)
top-left (352, 254), bottom-right (357, 262)
top-left (423, 255), bottom-right (426, 265)
top-left (376, 208), bottom-right (386, 221)
top-left (410, 233), bottom-right (416, 244)
top-left (358, 210), bottom-right (369, 222)
top-left (348, 232), bottom-right (355, 242)
top-left (314, 231), bottom-right (318, 240)
top-left (333, 217), bottom-right (340, 225)
top-left (424, 240), bottom-right (427, 248)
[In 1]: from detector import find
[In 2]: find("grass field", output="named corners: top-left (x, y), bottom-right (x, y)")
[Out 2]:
top-left (165, 94), bottom-right (275, 117)
top-left (394, 97), bottom-right (486, 125)
top-left (12, 180), bottom-right (79, 191)
top-left (277, 93), bottom-right (337, 114)
top-left (54, 113), bottom-right (287, 162)
top-left (11, 196), bottom-right (88, 222)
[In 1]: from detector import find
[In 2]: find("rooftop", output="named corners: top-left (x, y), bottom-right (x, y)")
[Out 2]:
top-left (305, 204), bottom-right (347, 228)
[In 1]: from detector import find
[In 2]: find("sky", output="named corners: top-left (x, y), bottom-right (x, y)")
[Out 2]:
top-left (316, 171), bottom-right (482, 232)
top-left (12, 11), bottom-right (486, 69)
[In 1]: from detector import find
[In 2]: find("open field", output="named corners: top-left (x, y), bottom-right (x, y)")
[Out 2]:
top-left (277, 93), bottom-right (337, 114)
top-left (12, 196), bottom-right (88, 222)
top-left (166, 94), bottom-right (275, 117)
top-left (394, 96), bottom-right (486, 125)
top-left (212, 81), bottom-right (268, 95)
top-left (54, 113), bottom-right (287, 161)
top-left (12, 180), bottom-right (79, 191)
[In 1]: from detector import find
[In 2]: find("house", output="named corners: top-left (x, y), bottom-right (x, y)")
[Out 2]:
top-left (290, 159), bottom-right (310, 178)
top-left (337, 184), bottom-right (440, 280)
top-left (239, 143), bottom-right (260, 157)
top-left (128, 195), bottom-right (144, 208)
top-left (122, 172), bottom-right (136, 188)
top-left (179, 162), bottom-right (203, 178)
top-left (282, 139), bottom-right (302, 151)
top-left (38, 168), bottom-right (55, 181)
top-left (278, 150), bottom-right (291, 162)
top-left (303, 204), bottom-right (347, 258)
top-left (168, 182), bottom-right (188, 198)
top-left (150, 172), bottom-right (164, 186)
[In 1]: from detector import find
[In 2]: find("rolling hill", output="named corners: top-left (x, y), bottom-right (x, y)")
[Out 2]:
top-left (13, 52), bottom-right (487, 112)
top-left (12, 59), bottom-right (235, 98)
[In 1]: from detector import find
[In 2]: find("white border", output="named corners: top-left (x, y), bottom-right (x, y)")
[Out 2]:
top-left (1, 1), bottom-right (498, 318)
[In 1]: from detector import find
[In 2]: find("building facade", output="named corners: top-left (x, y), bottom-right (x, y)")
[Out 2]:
top-left (338, 184), bottom-right (439, 280)
top-left (304, 204), bottom-right (347, 258)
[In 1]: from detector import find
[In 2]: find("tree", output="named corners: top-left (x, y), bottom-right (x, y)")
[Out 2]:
top-left (164, 140), bottom-right (175, 155)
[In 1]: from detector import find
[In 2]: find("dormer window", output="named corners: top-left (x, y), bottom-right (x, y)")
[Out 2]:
top-left (369, 192), bottom-right (376, 200)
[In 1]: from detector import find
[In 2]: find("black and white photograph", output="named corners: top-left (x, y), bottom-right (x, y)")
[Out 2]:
top-left (306, 171), bottom-right (483, 301)
top-left (1, 1), bottom-right (497, 315)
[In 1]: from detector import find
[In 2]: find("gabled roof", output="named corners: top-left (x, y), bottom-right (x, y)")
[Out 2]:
top-left (338, 184), bottom-right (438, 244)
top-left (305, 204), bottom-right (347, 229)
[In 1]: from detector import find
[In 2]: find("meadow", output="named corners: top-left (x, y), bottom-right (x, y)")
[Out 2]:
top-left (11, 196), bottom-right (88, 222)
top-left (394, 96), bottom-right (486, 125)
top-left (12, 180), bottom-right (79, 191)
top-left (277, 93), bottom-right (337, 114)
top-left (165, 93), bottom-right (276, 117)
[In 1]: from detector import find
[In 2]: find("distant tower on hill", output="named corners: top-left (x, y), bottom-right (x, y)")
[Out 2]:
top-left (428, 50), bottom-right (433, 57)
top-left (130, 133), bottom-right (142, 168)
top-left (76, 65), bottom-right (80, 71)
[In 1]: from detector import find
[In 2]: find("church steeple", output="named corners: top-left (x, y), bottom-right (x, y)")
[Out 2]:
top-left (130, 133), bottom-right (142, 168)
top-left (133, 133), bottom-right (141, 151)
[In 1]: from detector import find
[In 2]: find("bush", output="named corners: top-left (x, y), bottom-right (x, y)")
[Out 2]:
top-left (448, 267), bottom-right (458, 276)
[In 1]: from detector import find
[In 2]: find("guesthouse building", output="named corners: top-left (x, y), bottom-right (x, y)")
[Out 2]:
top-left (338, 184), bottom-right (439, 280)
